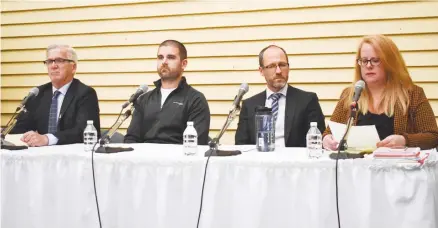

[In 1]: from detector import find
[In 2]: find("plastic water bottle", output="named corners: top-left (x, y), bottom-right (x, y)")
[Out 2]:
top-left (255, 107), bottom-right (275, 152)
top-left (183, 121), bottom-right (198, 156)
top-left (306, 122), bottom-right (323, 159)
top-left (83, 120), bottom-right (98, 152)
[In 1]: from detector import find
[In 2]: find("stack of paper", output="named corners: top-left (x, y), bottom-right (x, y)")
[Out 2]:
top-left (373, 147), bottom-right (420, 160)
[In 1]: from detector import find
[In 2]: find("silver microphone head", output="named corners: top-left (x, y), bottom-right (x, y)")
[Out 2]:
top-left (29, 87), bottom-right (39, 96)
top-left (240, 83), bottom-right (249, 94)
top-left (122, 84), bottom-right (150, 108)
top-left (230, 83), bottom-right (250, 112)
top-left (355, 80), bottom-right (366, 89)
top-left (18, 87), bottom-right (40, 109)
top-left (137, 85), bottom-right (149, 99)
top-left (139, 84), bottom-right (148, 93)
top-left (352, 80), bottom-right (366, 103)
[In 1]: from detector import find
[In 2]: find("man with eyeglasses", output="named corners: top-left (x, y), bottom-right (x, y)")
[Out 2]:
top-left (11, 44), bottom-right (100, 147)
top-left (235, 45), bottom-right (326, 147)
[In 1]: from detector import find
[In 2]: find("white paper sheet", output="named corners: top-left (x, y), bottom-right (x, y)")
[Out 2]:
top-left (328, 121), bottom-right (380, 150)
top-left (4, 134), bottom-right (28, 146)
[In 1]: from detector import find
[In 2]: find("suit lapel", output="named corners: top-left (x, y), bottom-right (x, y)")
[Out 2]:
top-left (39, 87), bottom-right (53, 132)
top-left (59, 79), bottom-right (77, 121)
top-left (284, 86), bottom-right (297, 144)
top-left (258, 91), bottom-right (267, 107)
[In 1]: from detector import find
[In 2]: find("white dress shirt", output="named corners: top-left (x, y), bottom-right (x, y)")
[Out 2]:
top-left (265, 85), bottom-right (288, 147)
top-left (46, 81), bottom-right (73, 145)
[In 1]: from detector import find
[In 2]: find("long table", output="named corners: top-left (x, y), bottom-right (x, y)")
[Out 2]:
top-left (1, 143), bottom-right (437, 228)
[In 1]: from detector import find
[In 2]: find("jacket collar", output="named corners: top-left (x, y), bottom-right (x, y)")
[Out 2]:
top-left (153, 76), bottom-right (187, 91)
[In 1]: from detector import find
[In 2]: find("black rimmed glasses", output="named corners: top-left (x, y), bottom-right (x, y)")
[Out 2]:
top-left (43, 58), bottom-right (74, 65)
top-left (357, 58), bottom-right (381, 67)
top-left (262, 62), bottom-right (289, 71)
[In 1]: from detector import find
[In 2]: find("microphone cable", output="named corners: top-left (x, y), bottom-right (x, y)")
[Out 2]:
top-left (334, 116), bottom-right (353, 228)
top-left (196, 114), bottom-right (233, 228)
top-left (195, 100), bottom-right (245, 228)
top-left (90, 107), bottom-right (124, 228)
top-left (91, 141), bottom-right (102, 228)
top-left (196, 148), bottom-right (214, 228)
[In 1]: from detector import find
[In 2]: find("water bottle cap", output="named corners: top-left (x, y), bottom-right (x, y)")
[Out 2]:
top-left (310, 122), bottom-right (317, 127)
top-left (255, 106), bottom-right (272, 114)
top-left (187, 121), bottom-right (194, 126)
top-left (87, 120), bottom-right (93, 124)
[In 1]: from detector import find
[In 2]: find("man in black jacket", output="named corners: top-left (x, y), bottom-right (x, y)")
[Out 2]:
top-left (11, 44), bottom-right (101, 146)
top-left (124, 40), bottom-right (211, 145)
top-left (235, 45), bottom-right (325, 147)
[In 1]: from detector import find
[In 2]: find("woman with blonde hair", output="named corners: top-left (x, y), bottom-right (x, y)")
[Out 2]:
top-left (323, 34), bottom-right (438, 150)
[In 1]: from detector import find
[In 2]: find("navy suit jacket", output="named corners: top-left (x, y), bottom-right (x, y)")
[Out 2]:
top-left (11, 78), bottom-right (101, 145)
top-left (235, 85), bottom-right (326, 147)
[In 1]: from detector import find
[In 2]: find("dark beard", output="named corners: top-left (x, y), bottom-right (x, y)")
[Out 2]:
top-left (158, 70), bottom-right (180, 81)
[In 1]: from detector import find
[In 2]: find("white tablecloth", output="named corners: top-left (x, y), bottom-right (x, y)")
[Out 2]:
top-left (1, 144), bottom-right (437, 228)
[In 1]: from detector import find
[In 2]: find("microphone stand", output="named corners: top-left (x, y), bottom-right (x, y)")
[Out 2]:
top-left (338, 104), bottom-right (356, 152)
top-left (331, 101), bottom-right (363, 228)
top-left (95, 105), bottom-right (135, 153)
top-left (204, 106), bottom-right (242, 157)
top-left (1, 106), bottom-right (29, 150)
top-left (331, 102), bottom-right (363, 160)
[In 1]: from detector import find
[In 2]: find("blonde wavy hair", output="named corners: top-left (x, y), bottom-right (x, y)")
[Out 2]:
top-left (345, 34), bottom-right (414, 116)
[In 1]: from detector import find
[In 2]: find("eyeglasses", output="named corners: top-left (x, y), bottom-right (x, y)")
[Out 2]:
top-left (357, 58), bottom-right (381, 67)
top-left (43, 58), bottom-right (74, 65)
top-left (262, 62), bottom-right (289, 71)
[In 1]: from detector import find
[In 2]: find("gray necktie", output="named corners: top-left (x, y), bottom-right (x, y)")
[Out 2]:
top-left (270, 93), bottom-right (282, 122)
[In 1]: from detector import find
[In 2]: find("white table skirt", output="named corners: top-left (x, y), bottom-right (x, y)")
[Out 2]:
top-left (1, 143), bottom-right (437, 228)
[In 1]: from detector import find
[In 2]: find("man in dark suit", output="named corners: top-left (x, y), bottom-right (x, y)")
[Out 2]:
top-left (11, 44), bottom-right (100, 147)
top-left (235, 45), bottom-right (326, 147)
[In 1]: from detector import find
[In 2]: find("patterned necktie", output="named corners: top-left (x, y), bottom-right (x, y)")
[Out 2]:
top-left (48, 91), bottom-right (61, 134)
top-left (270, 93), bottom-right (282, 122)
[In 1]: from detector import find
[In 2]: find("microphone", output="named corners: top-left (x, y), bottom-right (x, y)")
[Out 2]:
top-left (19, 87), bottom-right (39, 109)
top-left (352, 80), bottom-right (366, 104)
top-left (205, 84), bottom-right (249, 157)
top-left (2, 87), bottom-right (39, 145)
top-left (122, 84), bottom-right (148, 108)
top-left (230, 83), bottom-right (249, 112)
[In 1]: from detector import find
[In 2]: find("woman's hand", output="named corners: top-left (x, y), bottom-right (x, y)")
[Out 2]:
top-left (376, 135), bottom-right (406, 148)
top-left (323, 134), bottom-right (339, 151)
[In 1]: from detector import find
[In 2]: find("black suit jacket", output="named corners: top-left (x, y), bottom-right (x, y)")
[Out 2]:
top-left (11, 78), bottom-right (101, 145)
top-left (235, 85), bottom-right (326, 147)
top-left (124, 77), bottom-right (211, 145)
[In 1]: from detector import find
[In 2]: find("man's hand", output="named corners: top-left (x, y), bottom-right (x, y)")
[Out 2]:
top-left (21, 131), bottom-right (49, 147)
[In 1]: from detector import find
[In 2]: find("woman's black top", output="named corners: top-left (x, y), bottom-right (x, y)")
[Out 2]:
top-left (356, 112), bottom-right (394, 140)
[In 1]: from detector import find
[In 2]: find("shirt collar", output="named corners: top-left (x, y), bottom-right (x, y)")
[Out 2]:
top-left (266, 84), bottom-right (288, 99)
top-left (52, 80), bottom-right (73, 96)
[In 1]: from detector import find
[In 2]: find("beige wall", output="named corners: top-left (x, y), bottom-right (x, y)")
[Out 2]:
top-left (1, 0), bottom-right (438, 144)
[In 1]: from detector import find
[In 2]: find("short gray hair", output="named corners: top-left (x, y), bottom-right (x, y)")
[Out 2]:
top-left (46, 44), bottom-right (78, 64)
